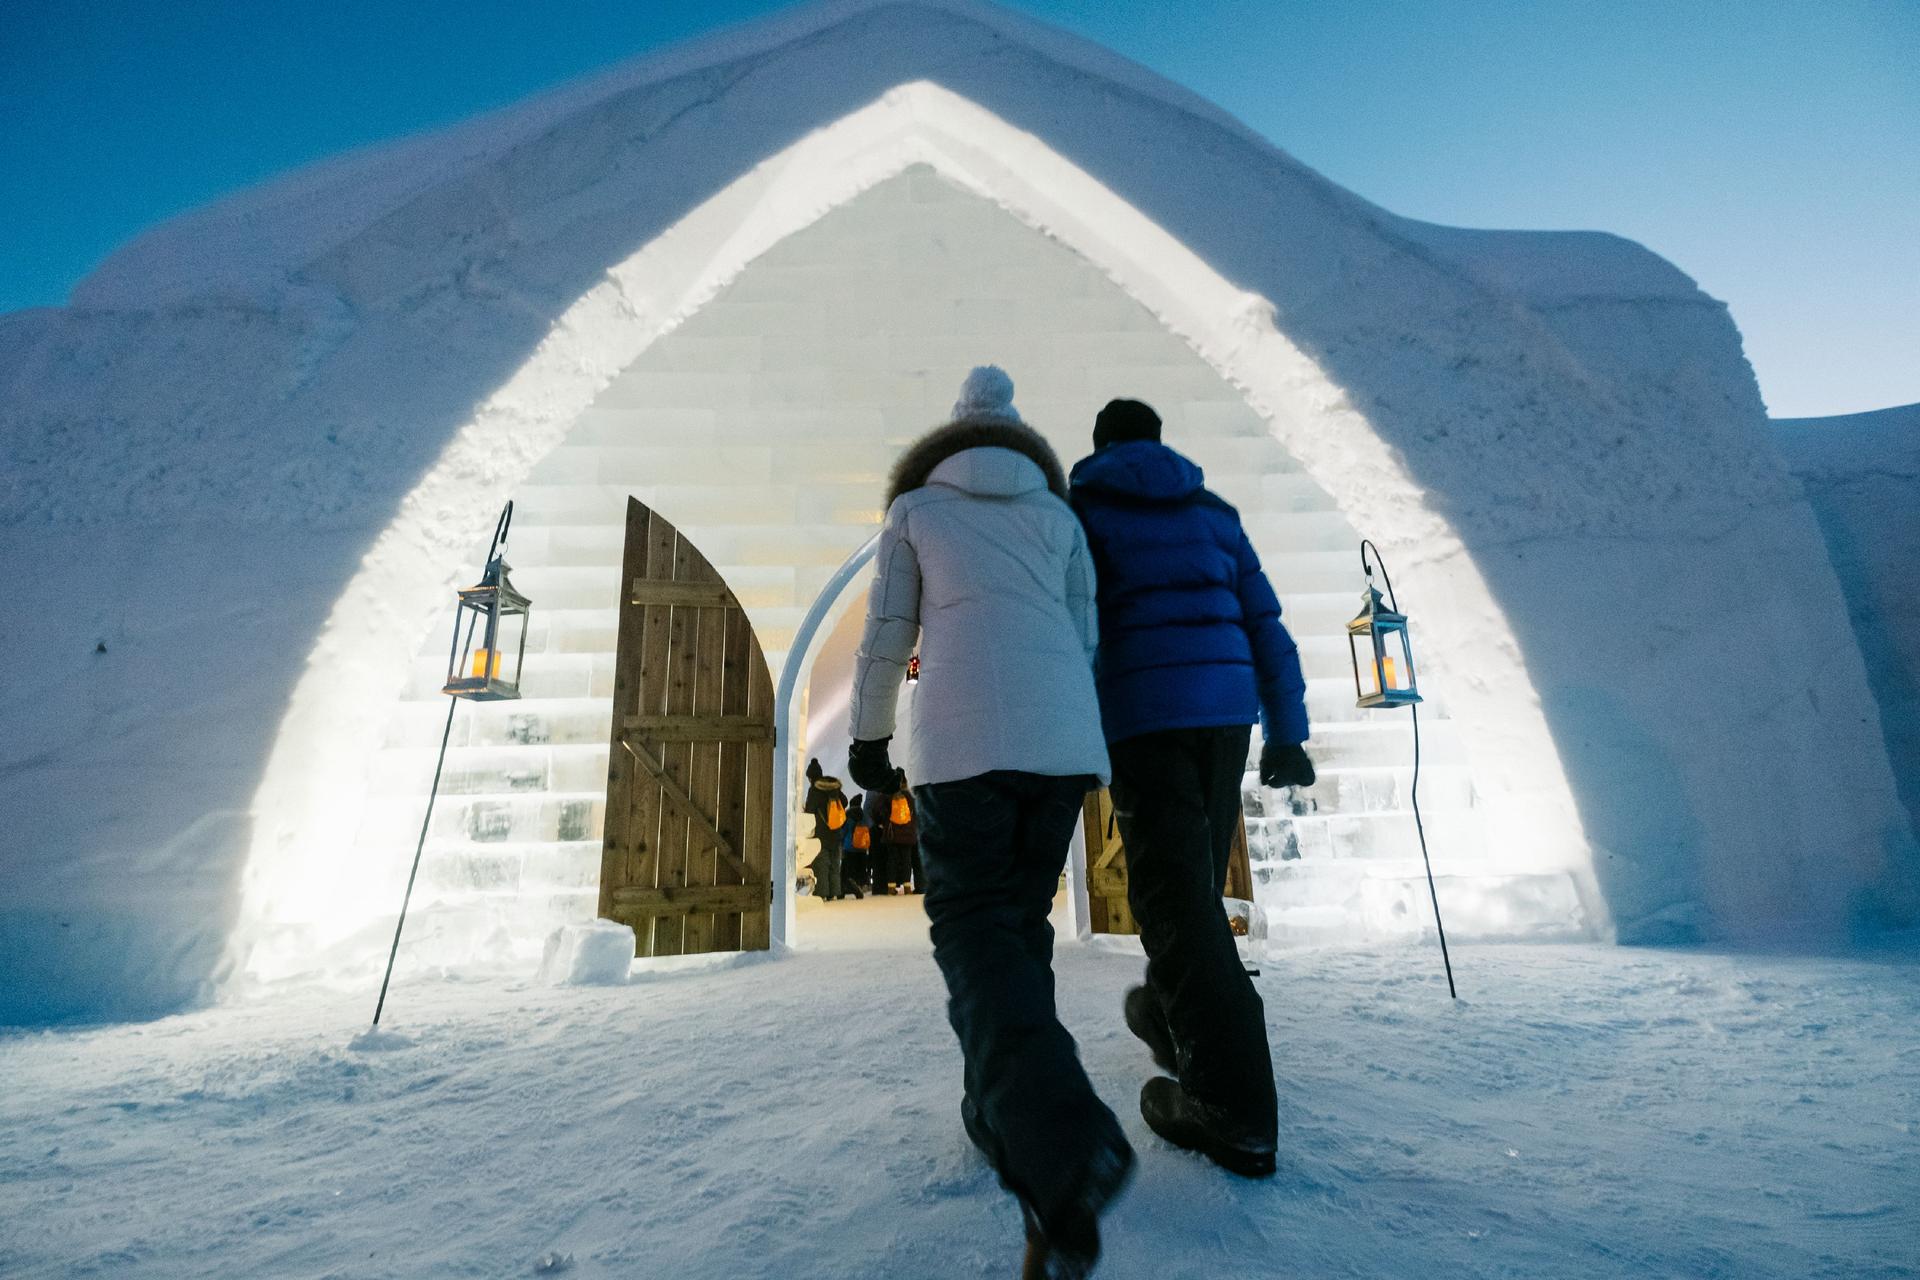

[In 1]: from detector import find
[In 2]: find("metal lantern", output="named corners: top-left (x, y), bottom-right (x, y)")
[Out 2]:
top-left (376, 500), bottom-right (531, 1029)
top-left (441, 509), bottom-right (532, 701)
top-left (1348, 581), bottom-right (1421, 709)
top-left (1348, 538), bottom-right (1455, 1000)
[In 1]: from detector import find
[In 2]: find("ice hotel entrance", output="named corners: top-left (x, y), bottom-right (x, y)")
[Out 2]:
top-left (335, 163), bottom-right (1570, 969)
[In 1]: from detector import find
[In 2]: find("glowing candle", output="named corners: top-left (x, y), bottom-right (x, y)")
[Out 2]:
top-left (471, 648), bottom-right (502, 679)
top-left (1382, 655), bottom-right (1398, 690)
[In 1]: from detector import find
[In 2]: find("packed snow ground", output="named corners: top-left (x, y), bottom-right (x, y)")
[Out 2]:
top-left (3, 919), bottom-right (1916, 1279)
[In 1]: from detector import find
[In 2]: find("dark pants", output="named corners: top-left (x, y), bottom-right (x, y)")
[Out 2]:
top-left (882, 844), bottom-right (913, 891)
top-left (915, 771), bottom-right (1128, 1221)
top-left (813, 843), bottom-right (842, 899)
top-left (842, 846), bottom-right (867, 895)
top-left (1108, 724), bottom-right (1277, 1138)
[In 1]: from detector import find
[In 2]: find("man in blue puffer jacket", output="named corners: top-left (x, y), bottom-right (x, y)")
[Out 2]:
top-left (1069, 398), bottom-right (1315, 1178)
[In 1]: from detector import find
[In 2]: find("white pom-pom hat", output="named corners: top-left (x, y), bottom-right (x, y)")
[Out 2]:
top-left (950, 364), bottom-right (1023, 426)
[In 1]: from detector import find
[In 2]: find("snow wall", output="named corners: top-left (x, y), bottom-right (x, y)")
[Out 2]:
top-left (1, 0), bottom-right (1912, 1026)
top-left (1773, 403), bottom-right (1920, 842)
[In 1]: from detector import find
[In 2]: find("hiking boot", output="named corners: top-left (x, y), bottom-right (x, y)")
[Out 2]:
top-left (1122, 984), bottom-right (1177, 1073)
top-left (1139, 1076), bottom-right (1276, 1178)
top-left (1022, 1137), bottom-right (1134, 1279)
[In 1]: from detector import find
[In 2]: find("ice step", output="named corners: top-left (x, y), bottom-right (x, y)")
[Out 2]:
top-left (1259, 871), bottom-right (1585, 946)
top-left (526, 440), bottom-right (777, 481)
top-left (513, 522), bottom-right (872, 569)
top-left (399, 889), bottom-right (599, 947)
top-left (360, 790), bottom-right (606, 846)
top-left (530, 435), bottom-right (902, 478)
top-left (1203, 470), bottom-right (1345, 515)
top-left (408, 840), bottom-right (604, 894)
top-left (1253, 764), bottom-right (1475, 816)
top-left (1174, 437), bottom-right (1310, 476)
top-left (505, 562), bottom-right (850, 613)
top-left (1281, 719), bottom-right (1462, 768)
top-left (366, 743), bottom-right (612, 797)
top-left (1278, 591), bottom-right (1388, 636)
top-left (514, 481), bottom-right (884, 529)
top-left (383, 697), bottom-right (616, 749)
top-left (1246, 806), bottom-right (1486, 865)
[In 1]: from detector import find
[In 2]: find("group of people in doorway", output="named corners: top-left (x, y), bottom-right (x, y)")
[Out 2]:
top-left (846, 366), bottom-right (1316, 1279)
top-left (802, 757), bottom-right (920, 899)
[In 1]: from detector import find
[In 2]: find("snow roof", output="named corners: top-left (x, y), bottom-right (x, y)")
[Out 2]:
top-left (72, 0), bottom-right (1699, 316)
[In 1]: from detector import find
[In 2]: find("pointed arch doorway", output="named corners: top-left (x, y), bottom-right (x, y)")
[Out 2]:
top-left (599, 498), bottom-right (776, 957)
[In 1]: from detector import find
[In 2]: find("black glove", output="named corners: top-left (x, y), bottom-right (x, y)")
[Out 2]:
top-left (848, 737), bottom-right (896, 792)
top-left (1259, 741), bottom-right (1316, 789)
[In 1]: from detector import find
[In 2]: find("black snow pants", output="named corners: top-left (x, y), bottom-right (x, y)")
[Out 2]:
top-left (813, 842), bottom-right (843, 899)
top-left (1108, 724), bottom-right (1277, 1139)
top-left (915, 770), bottom-right (1129, 1222)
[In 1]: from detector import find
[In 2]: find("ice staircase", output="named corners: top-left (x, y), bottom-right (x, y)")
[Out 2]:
top-left (355, 414), bottom-right (1506, 960)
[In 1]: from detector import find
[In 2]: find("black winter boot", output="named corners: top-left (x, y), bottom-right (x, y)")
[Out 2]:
top-left (1122, 984), bottom-right (1177, 1073)
top-left (1020, 1139), bottom-right (1133, 1280)
top-left (1139, 1076), bottom-right (1276, 1178)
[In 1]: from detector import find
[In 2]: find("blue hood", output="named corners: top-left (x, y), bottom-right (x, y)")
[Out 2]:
top-left (1068, 441), bottom-right (1205, 502)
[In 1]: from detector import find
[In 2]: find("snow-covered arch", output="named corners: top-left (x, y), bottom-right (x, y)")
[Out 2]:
top-left (231, 82), bottom-right (1596, 981)
top-left (7, 0), bottom-right (1908, 1026)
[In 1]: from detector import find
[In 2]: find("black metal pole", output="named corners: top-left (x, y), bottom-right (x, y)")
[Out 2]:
top-left (1410, 701), bottom-right (1457, 999)
top-left (1360, 540), bottom-right (1457, 1000)
top-left (372, 694), bottom-right (459, 1027)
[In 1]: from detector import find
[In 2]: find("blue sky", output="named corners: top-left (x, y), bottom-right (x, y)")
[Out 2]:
top-left (2, 0), bottom-right (1913, 416)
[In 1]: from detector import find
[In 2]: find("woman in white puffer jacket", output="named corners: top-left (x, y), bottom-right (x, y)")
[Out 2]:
top-left (846, 367), bottom-right (1130, 1279)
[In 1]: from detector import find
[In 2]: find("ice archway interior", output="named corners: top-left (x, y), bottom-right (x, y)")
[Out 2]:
top-left (232, 84), bottom-right (1596, 985)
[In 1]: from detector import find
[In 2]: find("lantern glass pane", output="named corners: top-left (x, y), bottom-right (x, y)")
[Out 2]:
top-left (494, 607), bottom-right (527, 686)
top-left (449, 596), bottom-right (482, 682)
top-left (1395, 628), bottom-right (1416, 694)
top-left (1376, 624), bottom-right (1404, 692)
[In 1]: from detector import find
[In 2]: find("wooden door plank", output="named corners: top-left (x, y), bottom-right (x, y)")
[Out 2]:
top-left (740, 629), bottom-right (774, 951)
top-left (682, 595), bottom-right (730, 956)
top-left (621, 714), bottom-right (773, 742)
top-left (712, 607), bottom-right (752, 952)
top-left (630, 580), bottom-right (736, 608)
top-left (600, 499), bottom-right (650, 925)
top-left (651, 534), bottom-right (701, 957)
top-left (610, 883), bottom-right (770, 914)
top-left (624, 508), bottom-right (681, 956)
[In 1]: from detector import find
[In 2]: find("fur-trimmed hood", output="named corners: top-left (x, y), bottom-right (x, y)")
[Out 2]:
top-left (885, 421), bottom-right (1069, 507)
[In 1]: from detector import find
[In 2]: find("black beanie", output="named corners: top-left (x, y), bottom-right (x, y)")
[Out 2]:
top-left (1093, 398), bottom-right (1162, 449)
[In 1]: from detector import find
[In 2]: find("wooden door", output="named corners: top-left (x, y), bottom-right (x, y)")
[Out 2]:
top-left (600, 498), bottom-right (775, 956)
top-left (1081, 788), bottom-right (1253, 935)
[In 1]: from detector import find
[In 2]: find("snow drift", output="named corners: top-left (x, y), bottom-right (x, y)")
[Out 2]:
top-left (1, 0), bottom-right (1912, 1026)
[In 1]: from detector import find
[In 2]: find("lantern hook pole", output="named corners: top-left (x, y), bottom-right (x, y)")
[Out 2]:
top-left (372, 693), bottom-right (458, 1027)
top-left (487, 501), bottom-right (514, 563)
top-left (1357, 538), bottom-right (1454, 999)
top-left (373, 504), bottom-right (513, 1027)
top-left (1359, 538), bottom-right (1401, 612)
